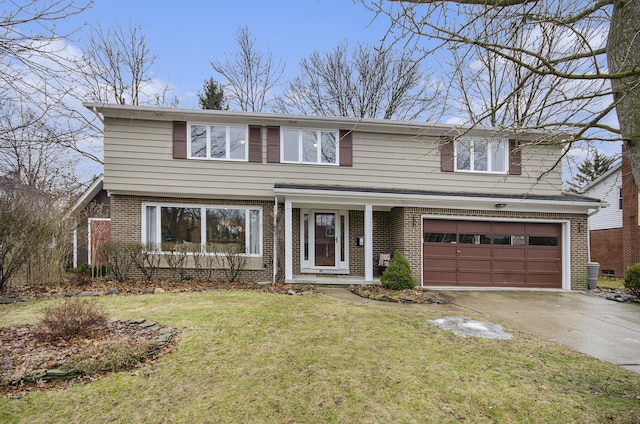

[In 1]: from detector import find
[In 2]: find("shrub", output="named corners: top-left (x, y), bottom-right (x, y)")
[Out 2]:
top-left (71, 263), bottom-right (92, 276)
top-left (38, 298), bottom-right (109, 341)
top-left (380, 251), bottom-right (416, 290)
top-left (97, 242), bottom-right (136, 282)
top-left (131, 243), bottom-right (161, 282)
top-left (163, 243), bottom-right (191, 282)
top-left (624, 263), bottom-right (640, 296)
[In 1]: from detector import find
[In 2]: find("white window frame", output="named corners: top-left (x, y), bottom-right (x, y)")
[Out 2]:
top-left (454, 138), bottom-right (508, 174)
top-left (142, 203), bottom-right (262, 256)
top-left (280, 128), bottom-right (339, 165)
top-left (187, 123), bottom-right (248, 161)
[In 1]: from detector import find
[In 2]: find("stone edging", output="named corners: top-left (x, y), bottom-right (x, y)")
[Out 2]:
top-left (21, 318), bottom-right (175, 384)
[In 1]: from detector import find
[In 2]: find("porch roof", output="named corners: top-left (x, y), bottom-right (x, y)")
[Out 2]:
top-left (273, 183), bottom-right (600, 214)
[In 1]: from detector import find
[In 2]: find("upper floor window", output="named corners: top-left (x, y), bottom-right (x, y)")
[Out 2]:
top-left (281, 128), bottom-right (338, 165)
top-left (455, 138), bottom-right (507, 173)
top-left (189, 124), bottom-right (248, 161)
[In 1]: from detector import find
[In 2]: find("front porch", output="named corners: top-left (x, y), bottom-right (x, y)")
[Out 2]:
top-left (290, 275), bottom-right (382, 286)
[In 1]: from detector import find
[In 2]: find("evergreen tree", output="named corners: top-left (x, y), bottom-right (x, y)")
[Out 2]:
top-left (198, 78), bottom-right (225, 110)
top-left (568, 151), bottom-right (616, 192)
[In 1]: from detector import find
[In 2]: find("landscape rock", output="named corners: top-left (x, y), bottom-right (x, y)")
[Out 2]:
top-left (107, 287), bottom-right (120, 295)
top-left (153, 288), bottom-right (165, 294)
top-left (0, 297), bottom-right (17, 304)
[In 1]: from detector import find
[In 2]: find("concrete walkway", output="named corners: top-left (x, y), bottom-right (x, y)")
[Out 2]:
top-left (317, 287), bottom-right (640, 374)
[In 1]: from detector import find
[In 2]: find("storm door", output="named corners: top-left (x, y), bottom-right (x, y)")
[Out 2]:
top-left (314, 212), bottom-right (336, 266)
top-left (300, 209), bottom-right (349, 271)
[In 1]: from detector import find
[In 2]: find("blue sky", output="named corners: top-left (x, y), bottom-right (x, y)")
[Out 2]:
top-left (71, 0), bottom-right (389, 107)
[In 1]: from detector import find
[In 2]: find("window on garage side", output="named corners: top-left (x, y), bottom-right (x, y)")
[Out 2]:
top-left (424, 232), bottom-right (457, 243)
top-left (455, 138), bottom-right (507, 173)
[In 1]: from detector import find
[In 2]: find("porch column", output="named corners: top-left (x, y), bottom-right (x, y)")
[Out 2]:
top-left (285, 200), bottom-right (293, 282)
top-left (365, 204), bottom-right (373, 282)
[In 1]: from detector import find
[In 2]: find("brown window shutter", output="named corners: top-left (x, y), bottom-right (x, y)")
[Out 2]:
top-left (172, 121), bottom-right (187, 159)
top-left (248, 125), bottom-right (262, 163)
top-left (508, 139), bottom-right (522, 175)
top-left (440, 136), bottom-right (454, 172)
top-left (266, 126), bottom-right (280, 163)
top-left (339, 130), bottom-right (353, 167)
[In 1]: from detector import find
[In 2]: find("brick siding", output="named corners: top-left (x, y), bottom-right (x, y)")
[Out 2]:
top-left (590, 228), bottom-right (624, 277)
top-left (621, 148), bottom-right (640, 273)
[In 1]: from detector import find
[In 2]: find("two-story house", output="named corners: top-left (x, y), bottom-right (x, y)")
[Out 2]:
top-left (87, 103), bottom-right (598, 290)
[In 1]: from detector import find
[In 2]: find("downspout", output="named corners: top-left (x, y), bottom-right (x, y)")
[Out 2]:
top-left (92, 106), bottom-right (105, 123)
top-left (273, 195), bottom-right (278, 284)
top-left (586, 201), bottom-right (604, 263)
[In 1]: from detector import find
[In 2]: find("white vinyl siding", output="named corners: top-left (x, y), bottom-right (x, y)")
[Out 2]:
top-left (583, 169), bottom-right (622, 230)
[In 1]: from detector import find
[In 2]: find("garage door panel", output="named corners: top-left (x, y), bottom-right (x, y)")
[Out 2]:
top-left (423, 219), bottom-right (562, 288)
top-left (426, 271), bottom-right (458, 284)
top-left (458, 273), bottom-right (493, 285)
top-left (493, 273), bottom-right (527, 284)
top-left (458, 259), bottom-right (491, 271)
top-left (526, 223), bottom-right (560, 236)
top-left (491, 222), bottom-right (526, 234)
top-left (493, 260), bottom-right (526, 272)
top-left (457, 221), bottom-right (491, 233)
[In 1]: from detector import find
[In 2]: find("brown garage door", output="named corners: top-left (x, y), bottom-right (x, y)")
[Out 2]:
top-left (422, 219), bottom-right (561, 288)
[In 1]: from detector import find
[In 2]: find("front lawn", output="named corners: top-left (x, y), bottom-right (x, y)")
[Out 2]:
top-left (1, 291), bottom-right (639, 423)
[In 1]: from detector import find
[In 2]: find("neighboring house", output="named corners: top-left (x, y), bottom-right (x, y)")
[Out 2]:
top-left (582, 150), bottom-right (640, 277)
top-left (71, 174), bottom-right (111, 267)
top-left (87, 103), bottom-right (599, 290)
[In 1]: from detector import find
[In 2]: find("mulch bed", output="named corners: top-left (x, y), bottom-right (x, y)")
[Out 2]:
top-left (0, 278), bottom-right (315, 303)
top-left (0, 319), bottom-right (179, 399)
top-left (349, 284), bottom-right (449, 304)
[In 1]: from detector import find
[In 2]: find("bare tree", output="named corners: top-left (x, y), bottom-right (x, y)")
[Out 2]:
top-left (81, 20), bottom-right (173, 106)
top-left (210, 26), bottom-right (285, 112)
top-left (275, 42), bottom-right (442, 120)
top-left (0, 104), bottom-right (80, 195)
top-left (362, 0), bottom-right (640, 184)
top-left (0, 0), bottom-right (102, 165)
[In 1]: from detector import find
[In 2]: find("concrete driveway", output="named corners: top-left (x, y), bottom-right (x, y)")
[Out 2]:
top-left (438, 291), bottom-right (640, 374)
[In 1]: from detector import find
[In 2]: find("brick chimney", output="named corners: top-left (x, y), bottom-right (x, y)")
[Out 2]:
top-left (621, 144), bottom-right (640, 272)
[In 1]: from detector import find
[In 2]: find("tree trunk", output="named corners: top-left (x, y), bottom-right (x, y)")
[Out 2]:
top-left (607, 0), bottom-right (640, 186)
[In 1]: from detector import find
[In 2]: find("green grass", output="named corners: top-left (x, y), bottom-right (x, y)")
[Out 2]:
top-left (1, 291), bottom-right (640, 423)
top-left (598, 278), bottom-right (625, 290)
